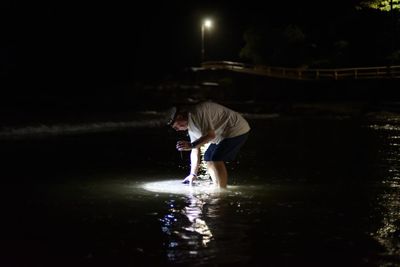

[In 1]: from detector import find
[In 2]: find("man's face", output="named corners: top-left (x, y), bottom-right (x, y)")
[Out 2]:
top-left (171, 115), bottom-right (188, 131)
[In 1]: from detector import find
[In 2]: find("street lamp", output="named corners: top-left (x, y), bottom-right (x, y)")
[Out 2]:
top-left (201, 19), bottom-right (212, 63)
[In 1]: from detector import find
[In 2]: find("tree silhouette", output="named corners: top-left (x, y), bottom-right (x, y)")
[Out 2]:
top-left (240, 2), bottom-right (400, 67)
top-left (240, 24), bottom-right (309, 67)
top-left (357, 0), bottom-right (400, 11)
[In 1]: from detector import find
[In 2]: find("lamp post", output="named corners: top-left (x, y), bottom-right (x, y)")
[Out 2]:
top-left (201, 19), bottom-right (212, 63)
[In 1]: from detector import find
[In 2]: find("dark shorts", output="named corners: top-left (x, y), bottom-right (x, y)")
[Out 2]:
top-left (204, 132), bottom-right (249, 162)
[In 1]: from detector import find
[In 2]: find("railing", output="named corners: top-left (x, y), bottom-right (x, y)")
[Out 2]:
top-left (201, 61), bottom-right (400, 80)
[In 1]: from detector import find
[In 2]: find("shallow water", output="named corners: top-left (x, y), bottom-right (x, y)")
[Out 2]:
top-left (1, 112), bottom-right (399, 266)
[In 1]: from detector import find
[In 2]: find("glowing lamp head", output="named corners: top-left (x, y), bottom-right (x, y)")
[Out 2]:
top-left (203, 19), bottom-right (212, 29)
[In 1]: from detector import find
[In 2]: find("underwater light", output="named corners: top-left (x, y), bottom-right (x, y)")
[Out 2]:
top-left (141, 179), bottom-right (222, 195)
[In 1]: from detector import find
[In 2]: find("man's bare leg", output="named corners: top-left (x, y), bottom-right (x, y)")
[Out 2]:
top-left (206, 161), bottom-right (228, 188)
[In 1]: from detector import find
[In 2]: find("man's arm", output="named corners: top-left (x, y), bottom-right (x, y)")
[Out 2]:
top-left (176, 130), bottom-right (216, 151)
top-left (182, 148), bottom-right (200, 184)
top-left (190, 130), bottom-right (216, 149)
top-left (179, 130), bottom-right (215, 184)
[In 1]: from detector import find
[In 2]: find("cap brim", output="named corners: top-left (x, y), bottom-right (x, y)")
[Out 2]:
top-left (166, 107), bottom-right (177, 125)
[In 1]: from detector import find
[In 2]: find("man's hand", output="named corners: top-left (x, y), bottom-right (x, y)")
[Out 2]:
top-left (176, 141), bottom-right (192, 151)
top-left (182, 173), bottom-right (196, 185)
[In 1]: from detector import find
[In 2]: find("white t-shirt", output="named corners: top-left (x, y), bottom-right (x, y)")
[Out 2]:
top-left (188, 102), bottom-right (250, 144)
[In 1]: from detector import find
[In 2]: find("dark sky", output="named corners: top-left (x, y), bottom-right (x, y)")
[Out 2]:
top-left (5, 1), bottom-right (359, 90)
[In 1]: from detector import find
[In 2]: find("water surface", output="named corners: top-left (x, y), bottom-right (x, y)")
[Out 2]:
top-left (1, 111), bottom-right (399, 266)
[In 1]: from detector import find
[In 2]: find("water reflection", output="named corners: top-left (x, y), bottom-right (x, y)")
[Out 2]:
top-left (369, 119), bottom-right (400, 260)
top-left (182, 193), bottom-right (214, 247)
top-left (159, 187), bottom-right (218, 264)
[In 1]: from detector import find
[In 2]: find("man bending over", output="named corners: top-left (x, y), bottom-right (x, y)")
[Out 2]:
top-left (168, 101), bottom-right (250, 188)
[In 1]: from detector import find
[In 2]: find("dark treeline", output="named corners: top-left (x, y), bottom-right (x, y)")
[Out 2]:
top-left (239, 1), bottom-right (400, 68)
top-left (1, 1), bottom-right (400, 112)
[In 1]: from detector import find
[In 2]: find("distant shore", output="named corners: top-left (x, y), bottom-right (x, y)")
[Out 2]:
top-left (2, 72), bottom-right (400, 128)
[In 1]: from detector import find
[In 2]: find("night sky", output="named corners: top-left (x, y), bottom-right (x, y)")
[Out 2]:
top-left (4, 1), bottom-right (362, 90)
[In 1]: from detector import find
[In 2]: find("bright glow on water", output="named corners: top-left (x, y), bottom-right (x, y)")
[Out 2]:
top-left (138, 178), bottom-right (258, 264)
top-left (141, 179), bottom-right (239, 195)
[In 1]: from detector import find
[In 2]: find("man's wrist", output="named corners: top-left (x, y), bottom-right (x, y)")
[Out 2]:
top-left (190, 140), bottom-right (201, 149)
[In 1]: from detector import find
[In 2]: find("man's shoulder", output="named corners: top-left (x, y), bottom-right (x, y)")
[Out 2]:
top-left (189, 101), bottom-right (218, 122)
top-left (193, 101), bottom-right (222, 111)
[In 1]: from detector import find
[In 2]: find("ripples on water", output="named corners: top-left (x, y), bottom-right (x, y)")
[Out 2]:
top-left (141, 179), bottom-right (258, 265)
top-left (367, 113), bottom-right (400, 264)
top-left (0, 111), bottom-right (279, 140)
top-left (138, 112), bottom-right (400, 266)
top-left (2, 110), bottom-right (400, 266)
top-left (0, 112), bottom-right (166, 139)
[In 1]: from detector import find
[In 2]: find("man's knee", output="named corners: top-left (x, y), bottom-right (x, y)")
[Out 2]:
top-left (206, 161), bottom-right (223, 167)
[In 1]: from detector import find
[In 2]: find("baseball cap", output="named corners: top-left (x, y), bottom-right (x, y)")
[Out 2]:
top-left (166, 106), bottom-right (178, 126)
